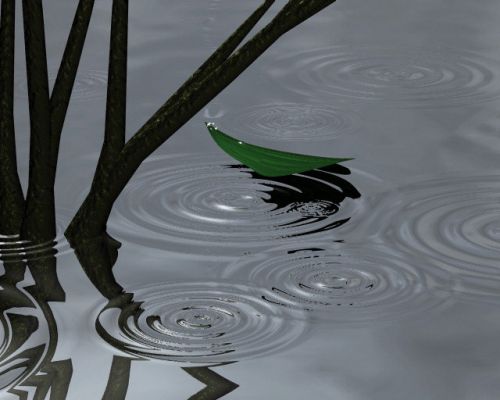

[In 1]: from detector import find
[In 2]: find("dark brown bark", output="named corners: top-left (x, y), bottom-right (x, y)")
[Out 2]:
top-left (91, 0), bottom-right (128, 198)
top-left (21, 0), bottom-right (55, 242)
top-left (66, 0), bottom-right (337, 242)
top-left (18, 0), bottom-right (95, 242)
top-left (50, 0), bottom-right (96, 165)
top-left (0, 0), bottom-right (25, 235)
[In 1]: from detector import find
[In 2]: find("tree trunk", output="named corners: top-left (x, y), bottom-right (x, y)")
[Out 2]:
top-left (66, 0), bottom-right (337, 242)
top-left (0, 0), bottom-right (25, 235)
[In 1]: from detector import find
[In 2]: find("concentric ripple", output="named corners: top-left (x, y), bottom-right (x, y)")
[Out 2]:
top-left (16, 69), bottom-right (107, 102)
top-left (222, 103), bottom-right (361, 141)
top-left (223, 244), bottom-right (452, 323)
top-left (109, 154), bottom-right (362, 259)
top-left (96, 282), bottom-right (307, 364)
top-left (266, 46), bottom-right (500, 107)
top-left (0, 214), bottom-right (71, 262)
top-left (362, 174), bottom-right (500, 301)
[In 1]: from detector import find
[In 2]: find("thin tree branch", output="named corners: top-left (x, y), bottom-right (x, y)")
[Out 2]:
top-left (21, 0), bottom-right (54, 242)
top-left (91, 0), bottom-right (271, 186)
top-left (119, 0), bottom-right (337, 178)
top-left (50, 0), bottom-right (96, 165)
top-left (166, 0), bottom-right (275, 114)
top-left (95, 0), bottom-right (128, 175)
top-left (66, 0), bottom-right (337, 240)
top-left (20, 0), bottom-right (95, 242)
top-left (0, 0), bottom-right (25, 235)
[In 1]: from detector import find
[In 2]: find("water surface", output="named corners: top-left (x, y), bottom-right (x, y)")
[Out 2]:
top-left (2, 0), bottom-right (500, 399)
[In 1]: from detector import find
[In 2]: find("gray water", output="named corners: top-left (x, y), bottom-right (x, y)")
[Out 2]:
top-left (2, 0), bottom-right (500, 398)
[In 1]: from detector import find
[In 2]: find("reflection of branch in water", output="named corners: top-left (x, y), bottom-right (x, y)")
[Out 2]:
top-left (0, 250), bottom-right (67, 395)
top-left (74, 235), bottom-right (241, 399)
top-left (102, 356), bottom-right (132, 400)
top-left (9, 359), bottom-right (73, 400)
top-left (66, 0), bottom-right (340, 243)
top-left (183, 367), bottom-right (239, 400)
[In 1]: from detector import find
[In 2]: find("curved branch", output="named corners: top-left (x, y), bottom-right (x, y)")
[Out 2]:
top-left (183, 367), bottom-right (239, 400)
top-left (66, 0), bottom-right (337, 241)
top-left (120, 0), bottom-right (336, 170)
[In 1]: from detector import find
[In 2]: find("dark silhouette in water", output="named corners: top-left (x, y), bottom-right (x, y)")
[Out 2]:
top-left (0, 248), bottom-right (70, 398)
top-left (68, 0), bottom-right (339, 243)
top-left (231, 162), bottom-right (361, 235)
top-left (73, 236), bottom-right (239, 400)
top-left (0, 0), bottom-right (341, 247)
top-left (1, 1), bottom-right (344, 397)
top-left (0, 236), bottom-right (238, 399)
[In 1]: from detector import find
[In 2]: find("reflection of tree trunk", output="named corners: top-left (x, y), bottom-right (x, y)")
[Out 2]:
top-left (10, 359), bottom-right (73, 400)
top-left (66, 0), bottom-right (338, 243)
top-left (0, 0), bottom-right (24, 234)
top-left (102, 356), bottom-right (132, 400)
top-left (183, 367), bottom-right (239, 400)
top-left (0, 252), bottom-right (68, 397)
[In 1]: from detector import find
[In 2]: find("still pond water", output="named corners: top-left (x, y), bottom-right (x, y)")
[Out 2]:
top-left (2, 0), bottom-right (500, 398)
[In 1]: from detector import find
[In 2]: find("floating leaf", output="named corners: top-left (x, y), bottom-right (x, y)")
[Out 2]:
top-left (206, 122), bottom-right (353, 177)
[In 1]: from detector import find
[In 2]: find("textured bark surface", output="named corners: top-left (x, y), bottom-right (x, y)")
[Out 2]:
top-left (21, 0), bottom-right (55, 242)
top-left (0, 0), bottom-right (25, 235)
top-left (66, 0), bottom-right (337, 242)
top-left (50, 0), bottom-right (95, 166)
top-left (0, 0), bottom-right (95, 240)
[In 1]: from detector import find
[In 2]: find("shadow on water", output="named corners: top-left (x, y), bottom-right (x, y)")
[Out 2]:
top-left (74, 235), bottom-right (240, 399)
top-left (0, 236), bottom-right (240, 399)
top-left (239, 162), bottom-right (361, 235)
top-left (77, 233), bottom-right (308, 364)
top-left (110, 154), bottom-right (361, 259)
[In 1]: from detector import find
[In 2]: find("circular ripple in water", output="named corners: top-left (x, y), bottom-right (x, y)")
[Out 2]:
top-left (267, 46), bottom-right (500, 107)
top-left (223, 244), bottom-right (452, 323)
top-left (16, 70), bottom-right (107, 102)
top-left (109, 154), bottom-right (361, 259)
top-left (0, 213), bottom-right (72, 262)
top-left (363, 174), bottom-right (500, 300)
top-left (222, 103), bottom-right (361, 141)
top-left (96, 282), bottom-right (307, 364)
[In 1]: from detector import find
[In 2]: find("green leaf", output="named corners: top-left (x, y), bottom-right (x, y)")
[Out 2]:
top-left (206, 122), bottom-right (354, 177)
